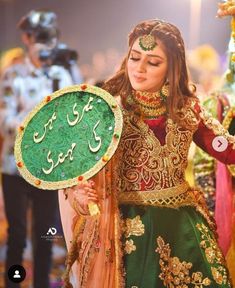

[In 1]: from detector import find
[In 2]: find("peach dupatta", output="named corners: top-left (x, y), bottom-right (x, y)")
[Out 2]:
top-left (59, 160), bottom-right (124, 288)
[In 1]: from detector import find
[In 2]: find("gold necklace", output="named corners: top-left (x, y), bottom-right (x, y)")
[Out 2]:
top-left (130, 90), bottom-right (167, 118)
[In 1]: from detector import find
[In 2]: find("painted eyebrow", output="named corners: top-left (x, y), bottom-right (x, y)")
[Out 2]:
top-left (131, 49), bottom-right (165, 60)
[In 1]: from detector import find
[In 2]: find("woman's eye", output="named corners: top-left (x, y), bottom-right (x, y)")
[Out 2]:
top-left (148, 62), bottom-right (160, 66)
top-left (129, 57), bottom-right (140, 61)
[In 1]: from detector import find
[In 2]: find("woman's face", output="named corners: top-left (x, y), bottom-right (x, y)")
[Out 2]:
top-left (127, 37), bottom-right (168, 92)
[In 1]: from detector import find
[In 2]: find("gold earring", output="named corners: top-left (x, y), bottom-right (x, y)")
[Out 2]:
top-left (160, 83), bottom-right (169, 101)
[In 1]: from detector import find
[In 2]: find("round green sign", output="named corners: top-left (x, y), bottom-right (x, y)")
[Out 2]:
top-left (14, 84), bottom-right (123, 189)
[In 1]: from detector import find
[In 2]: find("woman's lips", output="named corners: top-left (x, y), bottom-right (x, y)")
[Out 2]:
top-left (133, 75), bottom-right (146, 82)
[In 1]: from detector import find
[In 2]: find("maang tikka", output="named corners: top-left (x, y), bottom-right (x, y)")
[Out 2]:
top-left (139, 34), bottom-right (157, 51)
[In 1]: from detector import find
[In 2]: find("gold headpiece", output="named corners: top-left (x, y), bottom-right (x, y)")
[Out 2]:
top-left (139, 34), bottom-right (157, 51)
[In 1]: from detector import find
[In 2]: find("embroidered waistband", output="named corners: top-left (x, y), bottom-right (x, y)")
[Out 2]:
top-left (118, 181), bottom-right (192, 207)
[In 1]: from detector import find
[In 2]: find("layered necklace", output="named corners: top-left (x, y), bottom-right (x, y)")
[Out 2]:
top-left (128, 85), bottom-right (168, 119)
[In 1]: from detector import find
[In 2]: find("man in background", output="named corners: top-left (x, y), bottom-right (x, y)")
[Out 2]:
top-left (0, 10), bottom-right (73, 287)
top-left (193, 1), bottom-right (235, 285)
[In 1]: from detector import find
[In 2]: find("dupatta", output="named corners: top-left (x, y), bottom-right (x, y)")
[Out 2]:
top-left (58, 159), bottom-right (124, 288)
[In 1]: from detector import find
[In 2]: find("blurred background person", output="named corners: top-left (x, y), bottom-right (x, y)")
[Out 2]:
top-left (79, 48), bottom-right (122, 85)
top-left (185, 45), bottom-right (222, 188)
top-left (0, 47), bottom-right (25, 167)
top-left (193, 1), bottom-right (235, 285)
top-left (0, 9), bottom-right (73, 288)
top-left (187, 44), bottom-right (222, 99)
top-left (16, 9), bottom-right (83, 85)
top-left (0, 48), bottom-right (26, 273)
top-left (0, 47), bottom-right (25, 75)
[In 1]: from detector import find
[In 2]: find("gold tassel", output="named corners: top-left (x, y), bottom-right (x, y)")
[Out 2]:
top-left (62, 216), bottom-right (86, 288)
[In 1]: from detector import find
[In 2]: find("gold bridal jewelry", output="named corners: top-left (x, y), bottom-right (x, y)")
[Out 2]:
top-left (130, 84), bottom-right (169, 118)
top-left (139, 34), bottom-right (157, 51)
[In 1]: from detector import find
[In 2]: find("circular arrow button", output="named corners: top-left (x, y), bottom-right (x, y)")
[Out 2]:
top-left (212, 136), bottom-right (228, 152)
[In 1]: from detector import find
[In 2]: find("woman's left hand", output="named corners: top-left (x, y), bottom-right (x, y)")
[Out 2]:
top-left (65, 179), bottom-right (99, 215)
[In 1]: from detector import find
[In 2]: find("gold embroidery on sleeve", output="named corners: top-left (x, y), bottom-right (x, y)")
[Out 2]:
top-left (124, 239), bottom-right (136, 254)
top-left (156, 236), bottom-right (211, 287)
top-left (196, 223), bottom-right (231, 286)
top-left (124, 215), bottom-right (145, 238)
top-left (200, 107), bottom-right (235, 147)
